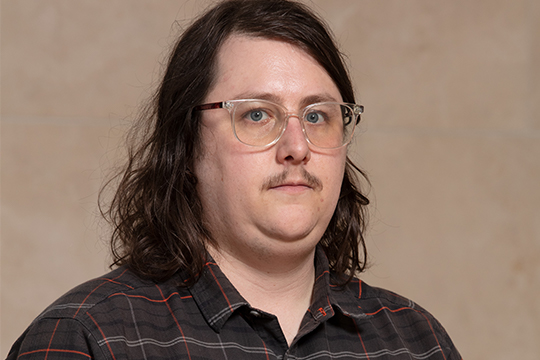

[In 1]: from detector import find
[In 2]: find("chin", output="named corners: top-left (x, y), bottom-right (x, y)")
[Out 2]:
top-left (263, 208), bottom-right (332, 240)
top-left (263, 222), bottom-right (326, 245)
top-left (256, 236), bottom-right (319, 260)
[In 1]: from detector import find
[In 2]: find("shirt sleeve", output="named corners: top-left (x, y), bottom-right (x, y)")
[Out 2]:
top-left (6, 317), bottom-right (109, 360)
top-left (431, 315), bottom-right (463, 360)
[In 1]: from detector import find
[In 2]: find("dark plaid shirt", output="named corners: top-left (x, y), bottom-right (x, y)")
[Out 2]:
top-left (8, 248), bottom-right (461, 360)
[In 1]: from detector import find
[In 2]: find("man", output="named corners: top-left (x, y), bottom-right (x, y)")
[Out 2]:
top-left (8, 1), bottom-right (461, 359)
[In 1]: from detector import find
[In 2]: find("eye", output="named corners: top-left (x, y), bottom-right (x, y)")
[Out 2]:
top-left (247, 109), bottom-right (269, 122)
top-left (305, 111), bottom-right (325, 124)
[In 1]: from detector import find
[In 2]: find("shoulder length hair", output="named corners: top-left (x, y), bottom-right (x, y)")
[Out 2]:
top-left (100, 0), bottom-right (370, 285)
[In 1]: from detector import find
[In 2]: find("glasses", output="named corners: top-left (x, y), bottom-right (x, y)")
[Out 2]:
top-left (193, 99), bottom-right (363, 149)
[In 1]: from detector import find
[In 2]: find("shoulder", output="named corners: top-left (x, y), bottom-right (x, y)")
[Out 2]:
top-left (32, 266), bottom-right (193, 328)
top-left (7, 267), bottom-right (188, 360)
top-left (360, 280), bottom-right (424, 310)
top-left (334, 276), bottom-right (440, 318)
top-left (35, 266), bottom-right (159, 321)
top-left (330, 277), bottom-right (461, 359)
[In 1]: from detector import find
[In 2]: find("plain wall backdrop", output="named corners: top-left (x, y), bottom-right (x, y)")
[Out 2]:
top-left (2, 1), bottom-right (539, 358)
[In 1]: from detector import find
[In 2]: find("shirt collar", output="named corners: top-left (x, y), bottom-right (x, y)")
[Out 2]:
top-left (186, 259), bottom-right (249, 332)
top-left (185, 246), bottom-right (367, 333)
top-left (307, 246), bottom-right (368, 324)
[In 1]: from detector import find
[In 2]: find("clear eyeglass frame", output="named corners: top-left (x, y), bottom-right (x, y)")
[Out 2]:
top-left (193, 99), bottom-right (364, 149)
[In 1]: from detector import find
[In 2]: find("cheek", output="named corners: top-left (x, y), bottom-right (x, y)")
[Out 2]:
top-left (320, 154), bottom-right (347, 206)
top-left (195, 140), bottom-right (259, 208)
top-left (220, 155), bottom-right (268, 201)
top-left (318, 151), bottom-right (346, 184)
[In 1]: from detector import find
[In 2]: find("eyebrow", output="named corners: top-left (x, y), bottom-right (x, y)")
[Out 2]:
top-left (232, 92), bottom-right (341, 107)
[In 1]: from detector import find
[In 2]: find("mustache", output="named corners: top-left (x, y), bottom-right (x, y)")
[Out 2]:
top-left (261, 168), bottom-right (323, 191)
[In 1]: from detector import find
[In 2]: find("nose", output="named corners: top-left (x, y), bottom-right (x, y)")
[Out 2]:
top-left (275, 115), bottom-right (311, 164)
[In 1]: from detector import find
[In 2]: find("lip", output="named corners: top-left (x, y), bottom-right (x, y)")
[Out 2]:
top-left (270, 182), bottom-right (312, 193)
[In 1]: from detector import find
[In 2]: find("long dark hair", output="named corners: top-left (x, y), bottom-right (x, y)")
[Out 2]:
top-left (100, 0), bottom-right (370, 285)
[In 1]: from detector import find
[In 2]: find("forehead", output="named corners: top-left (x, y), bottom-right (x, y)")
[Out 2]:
top-left (206, 35), bottom-right (342, 105)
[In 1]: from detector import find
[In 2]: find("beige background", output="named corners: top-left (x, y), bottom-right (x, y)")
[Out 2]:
top-left (1, 0), bottom-right (539, 358)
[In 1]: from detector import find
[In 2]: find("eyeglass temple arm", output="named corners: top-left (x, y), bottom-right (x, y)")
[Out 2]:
top-left (192, 102), bottom-right (225, 111)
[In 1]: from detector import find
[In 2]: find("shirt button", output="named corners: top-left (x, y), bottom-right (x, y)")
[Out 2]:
top-left (250, 310), bottom-right (261, 317)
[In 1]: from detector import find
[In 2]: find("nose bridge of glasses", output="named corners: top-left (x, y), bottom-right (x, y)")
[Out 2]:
top-left (282, 112), bottom-right (308, 136)
top-left (284, 111), bottom-right (302, 122)
top-left (271, 112), bottom-right (311, 147)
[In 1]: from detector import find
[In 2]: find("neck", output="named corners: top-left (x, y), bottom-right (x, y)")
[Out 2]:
top-left (209, 245), bottom-right (316, 345)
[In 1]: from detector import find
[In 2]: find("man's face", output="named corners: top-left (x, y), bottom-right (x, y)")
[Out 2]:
top-left (194, 35), bottom-right (347, 267)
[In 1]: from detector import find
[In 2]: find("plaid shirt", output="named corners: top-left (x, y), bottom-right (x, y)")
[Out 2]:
top-left (8, 247), bottom-right (461, 360)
